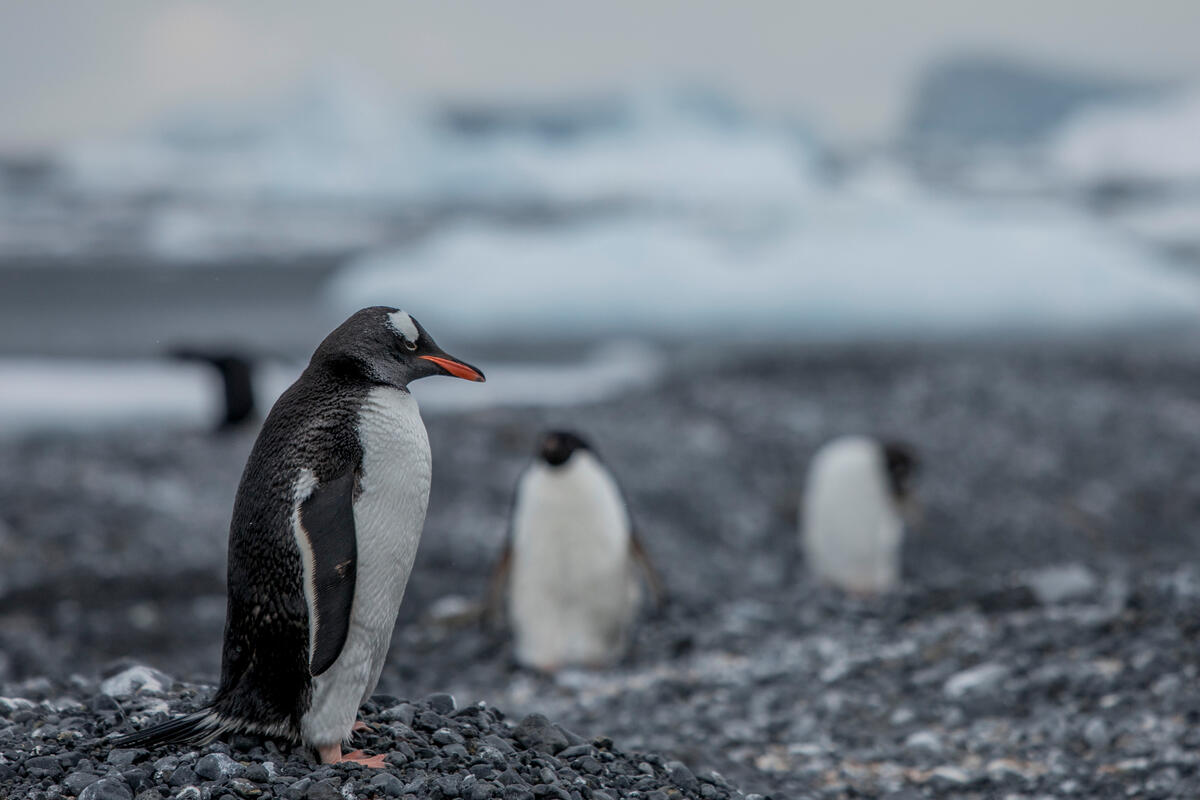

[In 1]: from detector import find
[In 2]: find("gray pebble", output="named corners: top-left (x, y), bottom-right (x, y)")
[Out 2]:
top-left (283, 777), bottom-right (312, 800)
top-left (435, 773), bottom-right (462, 796)
top-left (228, 777), bottom-right (263, 797)
top-left (380, 704), bottom-right (416, 727)
top-left (426, 693), bottom-right (457, 714)
top-left (242, 763), bottom-right (270, 783)
top-left (370, 771), bottom-right (404, 798)
top-left (64, 770), bottom-right (101, 795)
top-left (168, 766), bottom-right (198, 787)
top-left (24, 754), bottom-right (64, 778)
top-left (433, 727), bottom-right (465, 745)
top-left (444, 743), bottom-right (470, 759)
top-left (121, 767), bottom-right (150, 794)
top-left (466, 780), bottom-right (496, 800)
top-left (1084, 717), bottom-right (1111, 749)
top-left (105, 749), bottom-right (146, 768)
top-left (196, 752), bottom-right (243, 781)
top-left (304, 778), bottom-right (343, 800)
top-left (668, 761), bottom-right (699, 793)
top-left (79, 777), bottom-right (134, 800)
top-left (512, 714), bottom-right (569, 756)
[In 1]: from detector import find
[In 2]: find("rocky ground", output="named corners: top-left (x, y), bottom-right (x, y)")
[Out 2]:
top-left (4, 337), bottom-right (1200, 798)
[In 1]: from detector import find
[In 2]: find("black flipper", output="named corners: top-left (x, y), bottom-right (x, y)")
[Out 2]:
top-left (481, 540), bottom-right (512, 631)
top-left (630, 531), bottom-right (666, 612)
top-left (299, 469), bottom-right (358, 677)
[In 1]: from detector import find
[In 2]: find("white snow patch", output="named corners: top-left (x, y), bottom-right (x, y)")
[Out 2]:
top-left (1025, 563), bottom-right (1099, 605)
top-left (0, 697), bottom-right (35, 712)
top-left (100, 665), bottom-right (170, 697)
top-left (329, 190), bottom-right (1200, 343)
top-left (0, 359), bottom-right (217, 432)
top-left (1052, 87), bottom-right (1200, 186)
top-left (943, 663), bottom-right (1010, 698)
top-left (0, 346), bottom-right (661, 433)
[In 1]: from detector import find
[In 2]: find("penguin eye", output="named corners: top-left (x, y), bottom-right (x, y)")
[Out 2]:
top-left (403, 339), bottom-right (418, 352)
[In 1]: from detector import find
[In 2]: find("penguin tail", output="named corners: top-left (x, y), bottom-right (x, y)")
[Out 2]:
top-left (112, 708), bottom-right (235, 750)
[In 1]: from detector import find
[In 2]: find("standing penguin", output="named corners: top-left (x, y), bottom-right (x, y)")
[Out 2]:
top-left (117, 307), bottom-right (484, 766)
top-left (800, 436), bottom-right (918, 595)
top-left (487, 431), bottom-right (662, 672)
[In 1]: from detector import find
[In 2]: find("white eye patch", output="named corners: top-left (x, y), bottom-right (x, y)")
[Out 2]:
top-left (387, 310), bottom-right (420, 343)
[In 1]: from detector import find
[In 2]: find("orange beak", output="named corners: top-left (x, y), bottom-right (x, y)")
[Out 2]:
top-left (419, 354), bottom-right (486, 382)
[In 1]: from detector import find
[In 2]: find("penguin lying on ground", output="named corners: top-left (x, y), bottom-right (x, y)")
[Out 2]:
top-left (117, 307), bottom-right (484, 766)
top-left (800, 435), bottom-right (918, 595)
top-left (486, 431), bottom-right (663, 672)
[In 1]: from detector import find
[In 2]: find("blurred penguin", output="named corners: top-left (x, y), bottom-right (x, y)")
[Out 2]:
top-left (171, 347), bottom-right (258, 430)
top-left (800, 436), bottom-right (918, 594)
top-left (487, 431), bottom-right (662, 671)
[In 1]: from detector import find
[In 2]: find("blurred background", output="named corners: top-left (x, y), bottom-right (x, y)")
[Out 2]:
top-left (2, 1), bottom-right (1199, 386)
top-left (4, 3), bottom-right (1200, 794)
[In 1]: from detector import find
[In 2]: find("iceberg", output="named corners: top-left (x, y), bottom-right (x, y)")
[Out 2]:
top-left (1051, 87), bottom-right (1200, 187)
top-left (328, 180), bottom-right (1200, 344)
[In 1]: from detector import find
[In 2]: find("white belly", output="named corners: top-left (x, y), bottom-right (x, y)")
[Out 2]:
top-left (801, 436), bottom-right (903, 594)
top-left (302, 387), bottom-right (431, 746)
top-left (508, 453), bottom-right (640, 671)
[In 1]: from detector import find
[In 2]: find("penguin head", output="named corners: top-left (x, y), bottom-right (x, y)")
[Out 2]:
top-left (313, 307), bottom-right (485, 388)
top-left (538, 430), bottom-right (592, 468)
top-left (881, 441), bottom-right (918, 501)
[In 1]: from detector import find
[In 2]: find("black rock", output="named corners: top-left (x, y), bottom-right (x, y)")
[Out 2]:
top-left (228, 777), bottom-right (263, 798)
top-left (426, 693), bottom-right (457, 715)
top-left (668, 761), bottom-right (699, 793)
top-left (106, 749), bottom-right (146, 768)
top-left (64, 770), bottom-right (101, 795)
top-left (466, 780), bottom-right (497, 800)
top-left (241, 763), bottom-right (270, 783)
top-left (435, 773), bottom-right (462, 797)
top-left (370, 771), bottom-right (404, 798)
top-left (196, 752), bottom-right (243, 781)
top-left (25, 754), bottom-right (64, 778)
top-left (512, 715), bottom-right (569, 756)
top-left (304, 778), bottom-right (343, 800)
top-left (168, 766), bottom-right (198, 787)
top-left (120, 767), bottom-right (150, 793)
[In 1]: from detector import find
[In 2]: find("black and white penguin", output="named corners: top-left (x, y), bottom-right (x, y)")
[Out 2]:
top-left (487, 431), bottom-right (661, 672)
top-left (800, 435), bottom-right (918, 594)
top-left (170, 347), bottom-right (258, 430)
top-left (117, 307), bottom-right (484, 766)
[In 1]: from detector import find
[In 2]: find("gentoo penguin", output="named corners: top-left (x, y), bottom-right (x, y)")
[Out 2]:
top-left (487, 431), bottom-right (662, 671)
top-left (170, 347), bottom-right (258, 429)
top-left (800, 436), bottom-right (918, 594)
top-left (117, 307), bottom-right (484, 766)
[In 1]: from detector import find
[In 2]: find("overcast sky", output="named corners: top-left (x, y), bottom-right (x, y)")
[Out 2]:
top-left (3, 0), bottom-right (1199, 151)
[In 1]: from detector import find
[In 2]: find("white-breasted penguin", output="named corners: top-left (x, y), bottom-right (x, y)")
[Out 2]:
top-left (800, 436), bottom-right (918, 594)
top-left (487, 431), bottom-right (662, 672)
top-left (116, 307), bottom-right (484, 766)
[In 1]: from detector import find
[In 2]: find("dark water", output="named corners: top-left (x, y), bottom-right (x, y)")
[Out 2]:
top-left (0, 258), bottom-right (344, 359)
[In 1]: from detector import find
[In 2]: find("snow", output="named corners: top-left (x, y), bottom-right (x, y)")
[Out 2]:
top-left (49, 78), bottom-right (816, 260)
top-left (328, 183), bottom-right (1200, 344)
top-left (99, 665), bottom-right (171, 697)
top-left (1051, 87), bottom-right (1200, 186)
top-left (36, 81), bottom-right (817, 262)
top-left (0, 346), bottom-right (662, 434)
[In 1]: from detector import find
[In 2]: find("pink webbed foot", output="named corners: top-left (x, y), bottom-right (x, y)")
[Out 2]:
top-left (316, 744), bottom-right (388, 768)
top-left (341, 749), bottom-right (388, 768)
